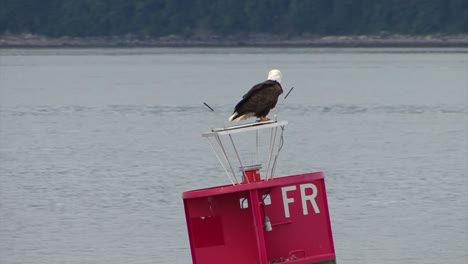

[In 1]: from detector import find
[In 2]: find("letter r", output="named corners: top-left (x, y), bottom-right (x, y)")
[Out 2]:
top-left (300, 183), bottom-right (320, 215)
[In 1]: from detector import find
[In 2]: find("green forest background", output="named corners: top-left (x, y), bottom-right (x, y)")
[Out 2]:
top-left (1, 0), bottom-right (467, 38)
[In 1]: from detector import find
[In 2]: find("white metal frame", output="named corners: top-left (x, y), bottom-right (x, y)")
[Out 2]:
top-left (203, 120), bottom-right (288, 185)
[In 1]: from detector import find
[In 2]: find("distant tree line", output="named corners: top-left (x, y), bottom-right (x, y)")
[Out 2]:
top-left (0, 0), bottom-right (467, 37)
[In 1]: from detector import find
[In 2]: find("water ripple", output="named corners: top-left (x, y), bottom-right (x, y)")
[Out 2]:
top-left (284, 104), bottom-right (468, 114)
top-left (1, 104), bottom-right (467, 117)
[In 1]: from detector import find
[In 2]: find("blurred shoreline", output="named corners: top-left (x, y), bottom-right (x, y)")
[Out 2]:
top-left (1, 33), bottom-right (468, 48)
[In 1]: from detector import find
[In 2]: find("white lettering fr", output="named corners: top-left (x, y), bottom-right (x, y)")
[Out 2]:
top-left (281, 183), bottom-right (320, 218)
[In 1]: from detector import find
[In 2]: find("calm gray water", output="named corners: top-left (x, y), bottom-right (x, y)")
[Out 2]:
top-left (1, 48), bottom-right (467, 263)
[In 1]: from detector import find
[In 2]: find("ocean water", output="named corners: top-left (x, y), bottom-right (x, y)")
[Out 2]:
top-left (0, 47), bottom-right (467, 263)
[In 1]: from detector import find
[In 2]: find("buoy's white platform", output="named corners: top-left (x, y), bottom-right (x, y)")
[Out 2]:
top-left (203, 120), bottom-right (288, 137)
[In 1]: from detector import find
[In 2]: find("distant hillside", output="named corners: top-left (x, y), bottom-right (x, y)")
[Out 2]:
top-left (1, 0), bottom-right (467, 38)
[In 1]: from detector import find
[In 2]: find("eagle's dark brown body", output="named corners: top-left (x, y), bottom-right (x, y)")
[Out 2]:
top-left (229, 80), bottom-right (283, 122)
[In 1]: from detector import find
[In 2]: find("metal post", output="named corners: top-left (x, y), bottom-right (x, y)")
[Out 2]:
top-left (215, 135), bottom-right (239, 184)
top-left (228, 134), bottom-right (249, 183)
top-left (206, 138), bottom-right (236, 185)
top-left (265, 126), bottom-right (278, 180)
top-left (270, 125), bottom-right (285, 179)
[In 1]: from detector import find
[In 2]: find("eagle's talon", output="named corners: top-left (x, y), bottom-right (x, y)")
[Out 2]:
top-left (258, 117), bottom-right (270, 122)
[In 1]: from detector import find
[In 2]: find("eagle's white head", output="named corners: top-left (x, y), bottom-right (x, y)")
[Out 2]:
top-left (267, 69), bottom-right (282, 83)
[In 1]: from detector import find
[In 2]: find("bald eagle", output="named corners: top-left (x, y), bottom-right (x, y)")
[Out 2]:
top-left (229, 69), bottom-right (283, 122)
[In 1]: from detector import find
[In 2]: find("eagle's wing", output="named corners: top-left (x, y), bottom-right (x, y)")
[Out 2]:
top-left (242, 82), bottom-right (270, 99)
top-left (235, 81), bottom-right (282, 111)
top-left (235, 81), bottom-right (272, 112)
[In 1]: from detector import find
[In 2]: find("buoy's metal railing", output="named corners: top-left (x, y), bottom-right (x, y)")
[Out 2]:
top-left (202, 120), bottom-right (288, 185)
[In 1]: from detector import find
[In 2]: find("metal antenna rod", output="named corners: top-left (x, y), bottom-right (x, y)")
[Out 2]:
top-left (203, 102), bottom-right (215, 112)
top-left (274, 87), bottom-right (294, 118)
top-left (284, 87), bottom-right (294, 99)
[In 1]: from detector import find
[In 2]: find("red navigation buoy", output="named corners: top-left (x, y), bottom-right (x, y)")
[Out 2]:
top-left (182, 120), bottom-right (336, 264)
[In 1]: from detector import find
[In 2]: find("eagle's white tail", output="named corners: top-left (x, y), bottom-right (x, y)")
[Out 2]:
top-left (229, 112), bottom-right (241, 122)
top-left (229, 112), bottom-right (254, 122)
